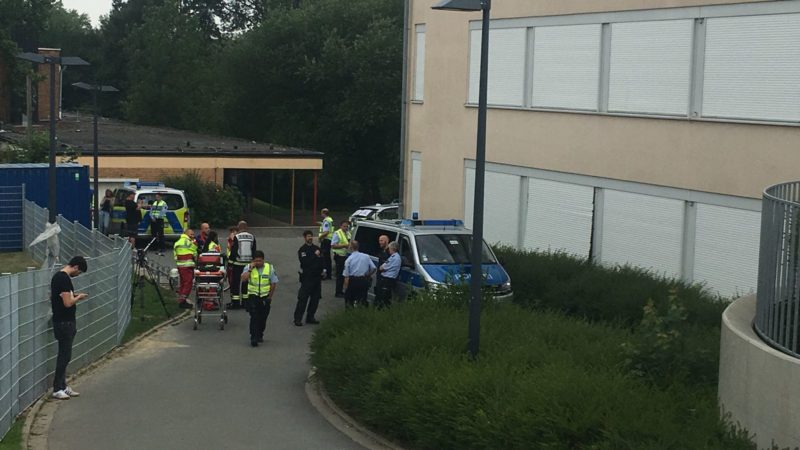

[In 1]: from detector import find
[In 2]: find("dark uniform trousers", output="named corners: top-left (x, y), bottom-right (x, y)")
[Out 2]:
top-left (374, 276), bottom-right (396, 309)
top-left (295, 275), bottom-right (321, 322)
top-left (334, 254), bottom-right (348, 295)
top-left (345, 276), bottom-right (370, 308)
top-left (321, 239), bottom-right (332, 279)
top-left (230, 264), bottom-right (247, 308)
top-left (248, 295), bottom-right (271, 341)
top-left (151, 218), bottom-right (165, 252)
top-left (53, 321), bottom-right (76, 392)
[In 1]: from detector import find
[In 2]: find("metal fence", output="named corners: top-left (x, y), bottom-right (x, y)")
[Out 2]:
top-left (0, 200), bottom-right (132, 439)
top-left (0, 186), bottom-right (23, 251)
top-left (755, 181), bottom-right (800, 358)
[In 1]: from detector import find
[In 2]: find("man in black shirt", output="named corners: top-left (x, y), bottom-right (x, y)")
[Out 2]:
top-left (373, 234), bottom-right (390, 302)
top-left (50, 256), bottom-right (88, 400)
top-left (124, 192), bottom-right (141, 247)
top-left (294, 230), bottom-right (323, 326)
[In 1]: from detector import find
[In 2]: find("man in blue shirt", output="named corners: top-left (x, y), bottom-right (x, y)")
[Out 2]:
top-left (375, 241), bottom-right (401, 309)
top-left (342, 240), bottom-right (375, 308)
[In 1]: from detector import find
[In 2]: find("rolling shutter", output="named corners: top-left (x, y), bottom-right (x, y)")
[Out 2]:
top-left (601, 190), bottom-right (684, 279)
top-left (413, 25), bottom-right (426, 101)
top-left (703, 13), bottom-right (800, 122)
top-left (524, 178), bottom-right (594, 258)
top-left (532, 24), bottom-right (601, 110)
top-left (608, 19), bottom-right (693, 116)
top-left (464, 168), bottom-right (520, 247)
top-left (693, 204), bottom-right (760, 298)
top-left (468, 28), bottom-right (527, 106)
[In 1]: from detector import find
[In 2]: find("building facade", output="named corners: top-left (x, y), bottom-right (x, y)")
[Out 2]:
top-left (403, 0), bottom-right (800, 297)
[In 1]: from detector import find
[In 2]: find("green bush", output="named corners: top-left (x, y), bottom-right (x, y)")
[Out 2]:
top-left (311, 300), bottom-right (753, 450)
top-left (164, 170), bottom-right (245, 228)
top-left (495, 247), bottom-right (729, 387)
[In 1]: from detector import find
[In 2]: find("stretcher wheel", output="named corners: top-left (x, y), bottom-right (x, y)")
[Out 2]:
top-left (192, 320), bottom-right (198, 330)
top-left (223, 314), bottom-right (228, 324)
top-left (219, 319), bottom-right (225, 330)
top-left (197, 314), bottom-right (202, 324)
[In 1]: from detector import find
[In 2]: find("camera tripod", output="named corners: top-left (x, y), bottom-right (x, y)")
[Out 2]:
top-left (132, 237), bottom-right (171, 320)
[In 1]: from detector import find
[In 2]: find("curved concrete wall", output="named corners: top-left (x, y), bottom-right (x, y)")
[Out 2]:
top-left (719, 295), bottom-right (800, 449)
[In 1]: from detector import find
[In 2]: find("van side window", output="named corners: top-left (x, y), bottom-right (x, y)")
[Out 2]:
top-left (399, 235), bottom-right (413, 267)
top-left (353, 226), bottom-right (397, 257)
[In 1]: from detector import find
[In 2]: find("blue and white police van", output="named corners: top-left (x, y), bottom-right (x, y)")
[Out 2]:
top-left (351, 219), bottom-right (513, 299)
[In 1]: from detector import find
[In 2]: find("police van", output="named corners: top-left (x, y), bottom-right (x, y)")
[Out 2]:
top-left (351, 219), bottom-right (513, 299)
top-left (111, 182), bottom-right (190, 239)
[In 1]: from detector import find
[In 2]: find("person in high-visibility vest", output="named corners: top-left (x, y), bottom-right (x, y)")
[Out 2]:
top-left (148, 193), bottom-right (168, 256)
top-left (318, 208), bottom-right (334, 280)
top-left (229, 221), bottom-right (256, 310)
top-left (173, 228), bottom-right (197, 308)
top-left (331, 220), bottom-right (351, 298)
top-left (240, 250), bottom-right (278, 347)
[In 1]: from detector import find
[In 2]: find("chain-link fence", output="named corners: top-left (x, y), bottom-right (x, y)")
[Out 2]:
top-left (0, 200), bottom-right (132, 440)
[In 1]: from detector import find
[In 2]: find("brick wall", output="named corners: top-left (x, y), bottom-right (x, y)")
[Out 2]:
top-left (36, 48), bottom-right (61, 122)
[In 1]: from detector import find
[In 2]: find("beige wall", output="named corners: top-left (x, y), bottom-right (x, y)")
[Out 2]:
top-left (405, 0), bottom-right (799, 219)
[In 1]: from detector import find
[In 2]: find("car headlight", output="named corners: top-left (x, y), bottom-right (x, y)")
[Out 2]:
top-left (500, 282), bottom-right (512, 292)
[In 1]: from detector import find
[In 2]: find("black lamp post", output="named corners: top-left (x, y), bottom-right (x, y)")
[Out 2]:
top-left (72, 82), bottom-right (119, 230)
top-left (16, 52), bottom-right (90, 224)
top-left (432, 0), bottom-right (491, 358)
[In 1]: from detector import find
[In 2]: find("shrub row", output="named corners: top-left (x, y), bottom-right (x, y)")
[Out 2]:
top-left (311, 301), bottom-right (752, 450)
top-left (164, 170), bottom-right (245, 228)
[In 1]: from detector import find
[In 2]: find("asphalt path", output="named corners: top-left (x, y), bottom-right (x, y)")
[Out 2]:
top-left (47, 229), bottom-right (362, 450)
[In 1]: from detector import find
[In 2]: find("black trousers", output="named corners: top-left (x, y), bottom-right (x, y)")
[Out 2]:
top-left (334, 254), bottom-right (347, 295)
top-left (374, 277), bottom-right (396, 309)
top-left (53, 321), bottom-right (76, 392)
top-left (151, 218), bottom-right (165, 252)
top-left (248, 295), bottom-right (271, 341)
top-left (320, 239), bottom-right (332, 279)
top-left (295, 276), bottom-right (321, 322)
top-left (345, 277), bottom-right (370, 308)
top-left (230, 264), bottom-right (246, 304)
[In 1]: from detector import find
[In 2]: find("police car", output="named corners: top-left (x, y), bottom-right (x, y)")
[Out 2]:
top-left (352, 219), bottom-right (513, 299)
top-left (349, 203), bottom-right (400, 226)
top-left (111, 182), bottom-right (190, 239)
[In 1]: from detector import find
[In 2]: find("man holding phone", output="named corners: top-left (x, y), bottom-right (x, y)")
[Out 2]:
top-left (50, 256), bottom-right (89, 400)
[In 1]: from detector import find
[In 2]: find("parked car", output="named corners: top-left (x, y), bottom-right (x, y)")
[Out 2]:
top-left (111, 182), bottom-right (189, 240)
top-left (349, 203), bottom-right (400, 225)
top-left (352, 219), bottom-right (513, 300)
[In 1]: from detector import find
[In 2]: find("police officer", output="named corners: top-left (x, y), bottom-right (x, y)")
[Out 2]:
top-left (148, 193), bottom-right (168, 256)
top-left (228, 220), bottom-right (256, 309)
top-left (240, 250), bottom-right (278, 347)
top-left (376, 241), bottom-right (401, 309)
top-left (342, 240), bottom-right (375, 308)
top-left (373, 234), bottom-right (390, 298)
top-left (173, 228), bottom-right (197, 308)
top-left (294, 230), bottom-right (323, 326)
top-left (318, 208), bottom-right (334, 280)
top-left (331, 220), bottom-right (351, 298)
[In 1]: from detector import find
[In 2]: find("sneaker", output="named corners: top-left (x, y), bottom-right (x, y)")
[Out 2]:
top-left (250, 340), bottom-right (258, 347)
top-left (52, 390), bottom-right (70, 400)
top-left (178, 302), bottom-right (192, 309)
top-left (64, 387), bottom-right (80, 397)
top-left (294, 321), bottom-right (303, 327)
top-left (158, 252), bottom-right (165, 257)
top-left (306, 319), bottom-right (320, 325)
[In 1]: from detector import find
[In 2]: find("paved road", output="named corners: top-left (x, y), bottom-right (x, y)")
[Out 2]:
top-left (48, 230), bottom-right (362, 450)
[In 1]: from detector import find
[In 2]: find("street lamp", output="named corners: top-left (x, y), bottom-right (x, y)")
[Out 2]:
top-left (72, 82), bottom-right (119, 230)
top-left (432, 0), bottom-right (491, 358)
top-left (16, 52), bottom-right (90, 224)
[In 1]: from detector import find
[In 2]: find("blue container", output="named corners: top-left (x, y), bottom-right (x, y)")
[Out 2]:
top-left (0, 163), bottom-right (91, 227)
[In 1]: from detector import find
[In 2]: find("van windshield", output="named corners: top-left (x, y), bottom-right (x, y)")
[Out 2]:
top-left (138, 193), bottom-right (184, 210)
top-left (415, 234), bottom-right (496, 265)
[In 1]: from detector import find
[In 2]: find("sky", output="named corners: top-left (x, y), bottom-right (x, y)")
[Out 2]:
top-left (61, 0), bottom-right (113, 27)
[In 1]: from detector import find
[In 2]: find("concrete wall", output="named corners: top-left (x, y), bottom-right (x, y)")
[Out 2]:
top-left (405, 0), bottom-right (800, 218)
top-left (719, 295), bottom-right (800, 449)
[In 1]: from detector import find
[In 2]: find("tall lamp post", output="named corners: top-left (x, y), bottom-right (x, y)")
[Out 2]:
top-left (432, 0), bottom-right (490, 358)
top-left (72, 82), bottom-right (119, 230)
top-left (15, 52), bottom-right (90, 224)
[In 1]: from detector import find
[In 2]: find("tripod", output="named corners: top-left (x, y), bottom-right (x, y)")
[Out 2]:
top-left (132, 237), bottom-right (172, 320)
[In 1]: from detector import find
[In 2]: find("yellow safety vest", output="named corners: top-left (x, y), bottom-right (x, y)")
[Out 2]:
top-left (332, 229), bottom-right (351, 257)
top-left (207, 241), bottom-right (220, 253)
top-left (247, 263), bottom-right (272, 297)
top-left (174, 234), bottom-right (197, 267)
top-left (319, 216), bottom-right (334, 240)
top-left (150, 200), bottom-right (167, 219)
